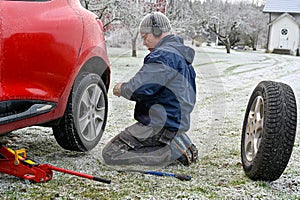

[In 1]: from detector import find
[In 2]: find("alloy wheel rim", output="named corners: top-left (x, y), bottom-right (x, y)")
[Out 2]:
top-left (77, 83), bottom-right (105, 141)
top-left (245, 96), bottom-right (264, 162)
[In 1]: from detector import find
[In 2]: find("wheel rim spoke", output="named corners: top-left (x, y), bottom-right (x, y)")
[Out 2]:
top-left (91, 85), bottom-right (102, 106)
top-left (95, 106), bottom-right (105, 121)
top-left (78, 90), bottom-right (91, 132)
top-left (95, 107), bottom-right (105, 132)
top-left (81, 90), bottom-right (91, 108)
top-left (79, 112), bottom-right (90, 132)
top-left (77, 83), bottom-right (106, 142)
top-left (87, 118), bottom-right (97, 139)
top-left (245, 96), bottom-right (264, 162)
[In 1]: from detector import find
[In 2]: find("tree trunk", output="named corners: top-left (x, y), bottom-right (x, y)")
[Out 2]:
top-left (131, 32), bottom-right (139, 57)
top-left (252, 42), bottom-right (257, 51)
top-left (226, 44), bottom-right (231, 54)
top-left (226, 37), bottom-right (231, 54)
top-left (132, 39), bottom-right (137, 57)
top-left (253, 35), bottom-right (258, 51)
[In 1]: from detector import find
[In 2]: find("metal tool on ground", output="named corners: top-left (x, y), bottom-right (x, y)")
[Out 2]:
top-left (117, 169), bottom-right (192, 181)
top-left (0, 145), bottom-right (111, 184)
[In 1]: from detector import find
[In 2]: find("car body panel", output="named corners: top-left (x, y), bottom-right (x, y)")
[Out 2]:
top-left (0, 0), bottom-right (110, 134)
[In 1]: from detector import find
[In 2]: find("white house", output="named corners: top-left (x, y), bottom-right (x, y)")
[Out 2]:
top-left (263, 0), bottom-right (300, 55)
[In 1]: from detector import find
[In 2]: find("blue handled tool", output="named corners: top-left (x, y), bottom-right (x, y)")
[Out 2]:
top-left (117, 169), bottom-right (191, 181)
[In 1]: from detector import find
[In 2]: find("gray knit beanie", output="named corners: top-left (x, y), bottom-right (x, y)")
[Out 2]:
top-left (139, 12), bottom-right (171, 34)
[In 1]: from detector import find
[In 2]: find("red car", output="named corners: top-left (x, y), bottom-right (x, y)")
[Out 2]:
top-left (0, 0), bottom-right (110, 152)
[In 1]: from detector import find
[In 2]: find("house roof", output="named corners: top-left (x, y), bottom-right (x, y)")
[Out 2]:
top-left (268, 13), bottom-right (299, 26)
top-left (263, 0), bottom-right (300, 13)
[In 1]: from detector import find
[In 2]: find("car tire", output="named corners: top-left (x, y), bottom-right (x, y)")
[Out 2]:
top-left (241, 81), bottom-right (297, 181)
top-left (53, 73), bottom-right (108, 152)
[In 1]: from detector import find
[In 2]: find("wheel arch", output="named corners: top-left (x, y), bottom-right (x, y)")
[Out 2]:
top-left (77, 56), bottom-right (110, 91)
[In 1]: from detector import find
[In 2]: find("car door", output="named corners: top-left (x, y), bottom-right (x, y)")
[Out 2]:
top-left (279, 28), bottom-right (289, 49)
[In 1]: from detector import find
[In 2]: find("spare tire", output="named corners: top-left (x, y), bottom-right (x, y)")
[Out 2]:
top-left (241, 81), bottom-right (297, 181)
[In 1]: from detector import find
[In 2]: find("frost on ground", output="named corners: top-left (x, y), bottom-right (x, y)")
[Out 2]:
top-left (0, 45), bottom-right (299, 199)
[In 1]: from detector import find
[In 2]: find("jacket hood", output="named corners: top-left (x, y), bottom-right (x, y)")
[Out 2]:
top-left (155, 34), bottom-right (195, 64)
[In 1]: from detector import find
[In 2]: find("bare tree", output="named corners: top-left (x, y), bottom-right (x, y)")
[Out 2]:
top-left (81, 0), bottom-right (144, 57)
top-left (199, 0), bottom-right (242, 53)
top-left (239, 4), bottom-right (268, 50)
top-left (167, 0), bottom-right (194, 30)
top-left (117, 1), bottom-right (144, 57)
top-left (190, 0), bottom-right (267, 53)
top-left (81, 0), bottom-right (268, 55)
top-left (80, 0), bottom-right (121, 29)
top-left (208, 21), bottom-right (240, 53)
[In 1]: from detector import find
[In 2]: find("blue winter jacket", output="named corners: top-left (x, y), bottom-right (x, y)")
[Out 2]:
top-left (121, 34), bottom-right (196, 132)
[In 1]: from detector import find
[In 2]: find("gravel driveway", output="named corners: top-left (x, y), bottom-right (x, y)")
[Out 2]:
top-left (0, 45), bottom-right (299, 199)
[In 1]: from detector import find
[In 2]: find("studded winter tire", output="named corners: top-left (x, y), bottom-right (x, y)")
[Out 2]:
top-left (241, 81), bottom-right (297, 181)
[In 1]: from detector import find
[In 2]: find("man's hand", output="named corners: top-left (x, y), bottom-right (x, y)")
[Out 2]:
top-left (113, 83), bottom-right (123, 97)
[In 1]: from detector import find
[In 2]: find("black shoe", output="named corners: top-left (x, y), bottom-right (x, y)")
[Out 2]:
top-left (177, 144), bottom-right (198, 166)
top-left (190, 144), bottom-right (198, 162)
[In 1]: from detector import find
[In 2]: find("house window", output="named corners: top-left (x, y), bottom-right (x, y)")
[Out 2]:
top-left (281, 28), bottom-right (288, 36)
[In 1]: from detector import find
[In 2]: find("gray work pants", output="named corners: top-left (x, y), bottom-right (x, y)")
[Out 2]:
top-left (102, 122), bottom-right (192, 166)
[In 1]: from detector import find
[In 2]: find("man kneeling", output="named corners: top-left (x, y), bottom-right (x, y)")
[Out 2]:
top-left (102, 12), bottom-right (198, 166)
